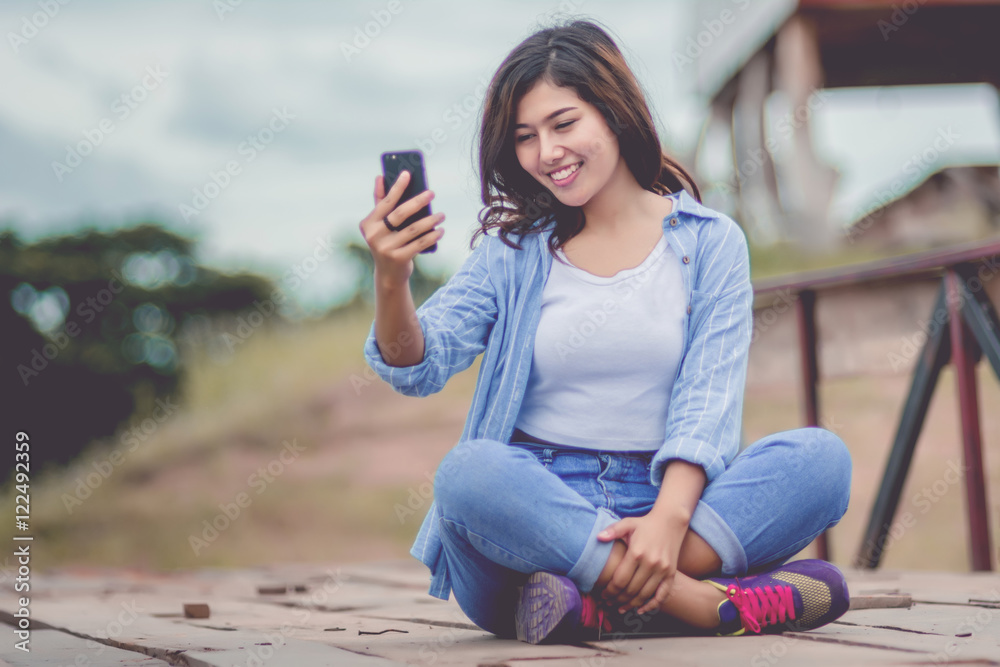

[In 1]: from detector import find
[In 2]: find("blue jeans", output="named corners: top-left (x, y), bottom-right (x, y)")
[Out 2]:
top-left (432, 427), bottom-right (851, 638)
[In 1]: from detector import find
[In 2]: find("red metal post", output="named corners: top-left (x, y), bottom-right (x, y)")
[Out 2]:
top-left (796, 290), bottom-right (820, 427)
top-left (944, 269), bottom-right (993, 571)
top-left (795, 290), bottom-right (829, 561)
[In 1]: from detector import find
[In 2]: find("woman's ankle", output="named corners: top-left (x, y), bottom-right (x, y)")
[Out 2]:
top-left (659, 576), bottom-right (729, 629)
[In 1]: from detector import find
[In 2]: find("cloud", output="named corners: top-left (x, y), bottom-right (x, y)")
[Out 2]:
top-left (3, 0), bottom-right (999, 313)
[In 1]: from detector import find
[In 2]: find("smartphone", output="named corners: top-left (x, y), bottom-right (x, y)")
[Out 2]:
top-left (380, 150), bottom-right (437, 254)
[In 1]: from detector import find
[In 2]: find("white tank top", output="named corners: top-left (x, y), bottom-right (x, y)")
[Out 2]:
top-left (513, 232), bottom-right (686, 450)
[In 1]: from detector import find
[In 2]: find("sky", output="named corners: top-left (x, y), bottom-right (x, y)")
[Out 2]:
top-left (2, 0), bottom-right (999, 314)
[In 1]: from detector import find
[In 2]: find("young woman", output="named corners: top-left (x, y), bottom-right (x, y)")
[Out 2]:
top-left (358, 19), bottom-right (852, 644)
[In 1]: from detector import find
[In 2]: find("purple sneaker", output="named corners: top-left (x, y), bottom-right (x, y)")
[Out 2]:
top-left (514, 572), bottom-right (612, 644)
top-left (706, 559), bottom-right (850, 635)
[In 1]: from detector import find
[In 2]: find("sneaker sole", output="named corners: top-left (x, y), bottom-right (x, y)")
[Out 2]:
top-left (514, 572), bottom-right (578, 644)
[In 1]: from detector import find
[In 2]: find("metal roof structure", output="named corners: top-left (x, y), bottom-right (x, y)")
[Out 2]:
top-left (693, 0), bottom-right (1000, 248)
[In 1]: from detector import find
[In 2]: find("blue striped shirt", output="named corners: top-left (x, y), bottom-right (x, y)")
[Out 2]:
top-left (363, 189), bottom-right (753, 600)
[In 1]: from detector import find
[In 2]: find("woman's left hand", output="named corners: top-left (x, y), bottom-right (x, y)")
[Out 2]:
top-left (596, 513), bottom-right (686, 616)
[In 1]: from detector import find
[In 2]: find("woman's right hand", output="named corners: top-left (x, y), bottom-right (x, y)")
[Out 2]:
top-left (358, 170), bottom-right (446, 289)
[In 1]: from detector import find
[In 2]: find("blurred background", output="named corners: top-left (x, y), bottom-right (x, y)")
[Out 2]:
top-left (1, 0), bottom-right (998, 577)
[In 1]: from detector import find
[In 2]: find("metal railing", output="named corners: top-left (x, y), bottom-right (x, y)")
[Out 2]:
top-left (751, 238), bottom-right (1000, 570)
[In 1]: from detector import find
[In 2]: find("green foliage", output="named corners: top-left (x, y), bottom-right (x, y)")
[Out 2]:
top-left (1, 223), bottom-right (280, 476)
top-left (2, 222), bottom-right (448, 478)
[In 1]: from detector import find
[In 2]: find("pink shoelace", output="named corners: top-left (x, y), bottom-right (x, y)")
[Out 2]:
top-left (580, 594), bottom-right (613, 637)
top-left (725, 580), bottom-right (796, 634)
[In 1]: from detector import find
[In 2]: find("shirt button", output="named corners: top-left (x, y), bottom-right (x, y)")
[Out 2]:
top-left (682, 256), bottom-right (690, 264)
top-left (669, 219), bottom-right (678, 227)
top-left (687, 305), bottom-right (692, 314)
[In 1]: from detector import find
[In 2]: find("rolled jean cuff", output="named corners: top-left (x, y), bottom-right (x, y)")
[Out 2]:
top-left (690, 500), bottom-right (747, 576)
top-left (566, 507), bottom-right (619, 593)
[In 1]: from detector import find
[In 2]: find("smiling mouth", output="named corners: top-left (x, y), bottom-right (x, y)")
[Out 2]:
top-left (548, 161), bottom-right (583, 182)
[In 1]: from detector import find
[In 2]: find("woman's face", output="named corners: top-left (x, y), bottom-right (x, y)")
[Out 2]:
top-left (513, 79), bottom-right (621, 209)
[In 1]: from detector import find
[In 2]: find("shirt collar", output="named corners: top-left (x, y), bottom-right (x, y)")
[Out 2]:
top-left (671, 188), bottom-right (718, 220)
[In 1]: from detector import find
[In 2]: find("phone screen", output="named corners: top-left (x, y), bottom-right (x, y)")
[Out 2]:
top-left (380, 150), bottom-right (437, 253)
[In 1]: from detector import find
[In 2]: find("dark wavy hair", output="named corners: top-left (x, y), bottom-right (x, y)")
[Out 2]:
top-left (471, 18), bottom-right (700, 255)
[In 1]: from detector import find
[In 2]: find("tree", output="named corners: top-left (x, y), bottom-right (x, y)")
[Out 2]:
top-left (1, 223), bottom-right (279, 478)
